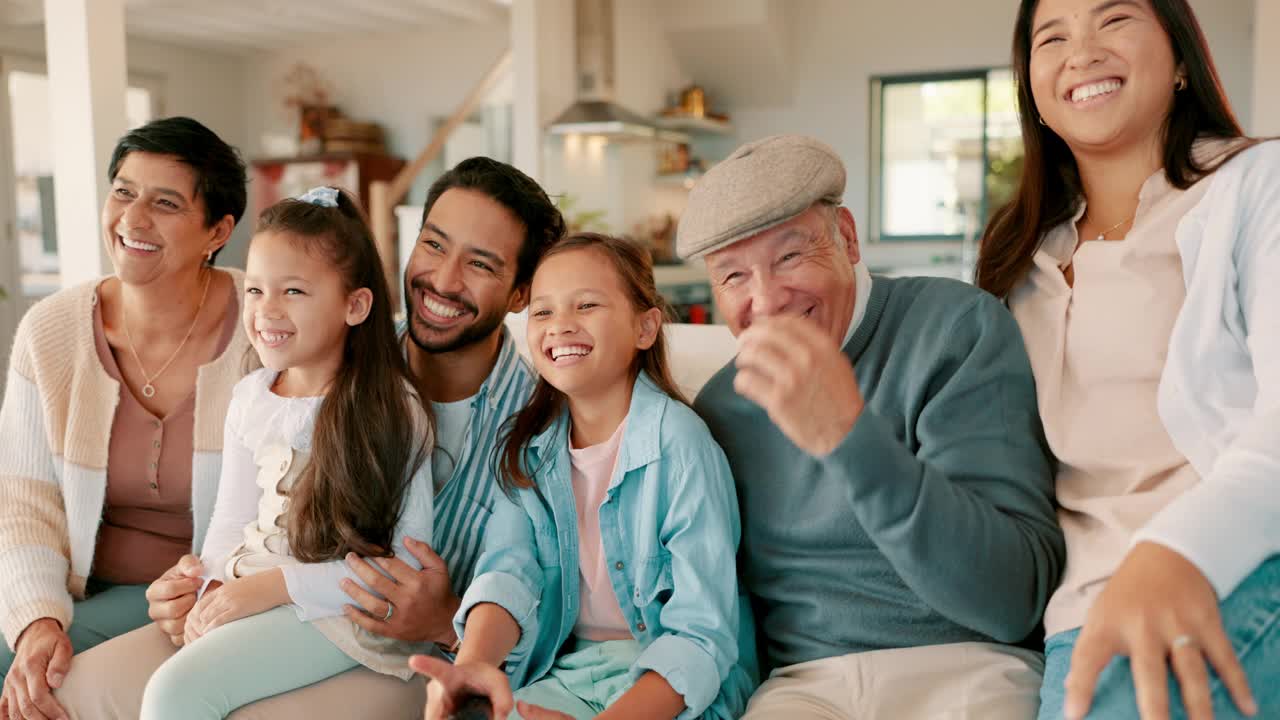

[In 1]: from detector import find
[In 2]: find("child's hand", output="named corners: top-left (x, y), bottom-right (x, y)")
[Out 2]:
top-left (183, 609), bottom-right (206, 645)
top-left (411, 655), bottom-right (515, 720)
top-left (183, 581), bottom-right (220, 645)
top-left (516, 701), bottom-right (576, 720)
top-left (188, 570), bottom-right (289, 639)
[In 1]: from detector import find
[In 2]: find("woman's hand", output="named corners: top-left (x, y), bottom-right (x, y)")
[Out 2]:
top-left (185, 571), bottom-right (288, 644)
top-left (411, 655), bottom-right (515, 720)
top-left (1064, 541), bottom-right (1258, 720)
top-left (146, 554), bottom-right (205, 647)
top-left (0, 618), bottom-right (71, 720)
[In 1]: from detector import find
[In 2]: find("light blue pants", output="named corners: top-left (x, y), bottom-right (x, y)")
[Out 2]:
top-left (140, 606), bottom-right (359, 720)
top-left (1038, 555), bottom-right (1280, 719)
top-left (510, 638), bottom-right (642, 720)
top-left (0, 580), bottom-right (150, 679)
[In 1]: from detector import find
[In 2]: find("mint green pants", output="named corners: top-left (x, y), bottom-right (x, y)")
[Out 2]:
top-left (0, 580), bottom-right (150, 679)
top-left (510, 638), bottom-right (642, 720)
top-left (140, 606), bottom-right (360, 720)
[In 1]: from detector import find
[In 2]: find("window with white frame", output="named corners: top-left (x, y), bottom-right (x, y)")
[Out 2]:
top-left (6, 66), bottom-right (158, 297)
top-left (870, 69), bottom-right (1022, 242)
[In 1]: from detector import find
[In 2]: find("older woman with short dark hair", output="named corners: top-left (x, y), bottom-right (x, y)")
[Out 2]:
top-left (0, 116), bottom-right (250, 719)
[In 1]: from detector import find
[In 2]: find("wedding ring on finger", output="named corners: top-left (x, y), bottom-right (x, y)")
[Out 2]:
top-left (383, 602), bottom-right (395, 622)
top-left (1171, 634), bottom-right (1197, 651)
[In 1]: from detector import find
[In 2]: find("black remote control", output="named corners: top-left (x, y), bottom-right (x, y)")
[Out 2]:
top-left (450, 695), bottom-right (495, 720)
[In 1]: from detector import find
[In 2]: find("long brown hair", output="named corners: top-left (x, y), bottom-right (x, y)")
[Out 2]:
top-left (255, 189), bottom-right (430, 562)
top-left (496, 233), bottom-right (685, 493)
top-left (976, 0), bottom-right (1257, 299)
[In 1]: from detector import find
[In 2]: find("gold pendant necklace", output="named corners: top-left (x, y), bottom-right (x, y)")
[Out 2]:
top-left (1087, 213), bottom-right (1134, 241)
top-left (122, 271), bottom-right (212, 399)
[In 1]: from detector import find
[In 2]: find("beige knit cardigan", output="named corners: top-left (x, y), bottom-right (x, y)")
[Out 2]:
top-left (0, 269), bottom-right (249, 650)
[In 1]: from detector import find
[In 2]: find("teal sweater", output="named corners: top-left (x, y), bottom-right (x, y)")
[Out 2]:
top-left (695, 275), bottom-right (1064, 671)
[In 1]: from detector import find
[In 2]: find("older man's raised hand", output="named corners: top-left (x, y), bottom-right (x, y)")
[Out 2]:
top-left (733, 315), bottom-right (864, 457)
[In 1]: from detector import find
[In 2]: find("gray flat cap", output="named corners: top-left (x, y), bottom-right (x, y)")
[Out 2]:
top-left (677, 134), bottom-right (846, 259)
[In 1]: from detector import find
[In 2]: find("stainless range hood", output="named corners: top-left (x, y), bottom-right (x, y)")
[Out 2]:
top-left (548, 100), bottom-right (656, 139)
top-left (546, 0), bottom-right (658, 140)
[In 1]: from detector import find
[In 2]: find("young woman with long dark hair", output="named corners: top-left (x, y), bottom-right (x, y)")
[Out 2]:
top-left (977, 1), bottom-right (1279, 718)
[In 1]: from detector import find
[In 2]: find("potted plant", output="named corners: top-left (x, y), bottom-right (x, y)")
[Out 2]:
top-left (280, 63), bottom-right (336, 156)
top-left (556, 193), bottom-right (608, 234)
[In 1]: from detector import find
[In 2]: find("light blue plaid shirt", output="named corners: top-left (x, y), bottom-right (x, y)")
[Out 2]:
top-left (398, 322), bottom-right (537, 595)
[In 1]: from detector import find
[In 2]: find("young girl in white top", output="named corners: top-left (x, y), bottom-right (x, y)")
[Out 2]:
top-left (139, 187), bottom-right (434, 719)
top-left (978, 1), bottom-right (1278, 718)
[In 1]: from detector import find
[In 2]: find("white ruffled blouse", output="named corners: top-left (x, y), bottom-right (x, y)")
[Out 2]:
top-left (199, 368), bottom-right (435, 677)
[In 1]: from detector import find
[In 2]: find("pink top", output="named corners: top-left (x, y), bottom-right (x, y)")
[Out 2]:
top-left (1007, 144), bottom-right (1232, 636)
top-left (569, 420), bottom-right (633, 642)
top-left (91, 283), bottom-right (238, 586)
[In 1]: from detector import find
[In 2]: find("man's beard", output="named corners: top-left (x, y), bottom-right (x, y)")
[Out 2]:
top-left (404, 280), bottom-right (507, 354)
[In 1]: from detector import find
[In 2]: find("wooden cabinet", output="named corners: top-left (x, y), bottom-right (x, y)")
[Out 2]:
top-left (250, 152), bottom-right (405, 215)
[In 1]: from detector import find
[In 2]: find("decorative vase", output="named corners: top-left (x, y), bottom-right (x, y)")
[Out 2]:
top-left (298, 105), bottom-right (339, 155)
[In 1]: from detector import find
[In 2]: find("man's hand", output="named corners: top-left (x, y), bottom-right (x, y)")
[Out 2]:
top-left (0, 618), bottom-right (71, 720)
top-left (1064, 542), bottom-right (1258, 720)
top-left (734, 317), bottom-right (864, 456)
top-left (411, 655), bottom-right (514, 720)
top-left (146, 554), bottom-right (205, 647)
top-left (342, 537), bottom-right (460, 646)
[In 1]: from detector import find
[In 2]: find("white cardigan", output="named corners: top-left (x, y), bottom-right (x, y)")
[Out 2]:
top-left (0, 270), bottom-right (249, 647)
top-left (1129, 140), bottom-right (1280, 598)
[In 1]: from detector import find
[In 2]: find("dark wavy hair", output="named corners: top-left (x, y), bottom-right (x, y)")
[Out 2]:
top-left (496, 233), bottom-right (685, 493)
top-left (108, 116), bottom-right (248, 266)
top-left (254, 188), bottom-right (430, 562)
top-left (976, 0), bottom-right (1259, 298)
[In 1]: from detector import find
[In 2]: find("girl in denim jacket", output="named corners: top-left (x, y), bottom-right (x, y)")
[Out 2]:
top-left (414, 233), bottom-right (757, 720)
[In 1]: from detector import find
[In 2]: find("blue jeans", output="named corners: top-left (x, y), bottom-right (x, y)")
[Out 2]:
top-left (1038, 555), bottom-right (1280, 719)
top-left (0, 580), bottom-right (150, 679)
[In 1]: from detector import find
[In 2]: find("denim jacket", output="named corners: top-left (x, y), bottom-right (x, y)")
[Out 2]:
top-left (454, 372), bottom-right (758, 719)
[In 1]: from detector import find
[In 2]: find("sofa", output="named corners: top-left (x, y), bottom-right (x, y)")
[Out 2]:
top-left (503, 312), bottom-right (739, 399)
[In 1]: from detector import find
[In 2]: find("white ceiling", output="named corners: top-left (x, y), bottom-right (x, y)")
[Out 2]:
top-left (0, 0), bottom-right (510, 54)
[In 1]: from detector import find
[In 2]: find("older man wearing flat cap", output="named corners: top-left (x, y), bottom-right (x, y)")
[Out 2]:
top-left (684, 135), bottom-right (1065, 719)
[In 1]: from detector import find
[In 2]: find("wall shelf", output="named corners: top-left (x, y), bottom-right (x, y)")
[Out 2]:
top-left (654, 115), bottom-right (735, 135)
top-left (654, 170), bottom-right (703, 189)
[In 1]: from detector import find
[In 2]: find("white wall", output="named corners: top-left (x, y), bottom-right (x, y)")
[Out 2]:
top-left (511, 0), bottom-right (574, 179)
top-left (727, 0), bottom-right (1256, 244)
top-left (612, 0), bottom-right (690, 116)
top-left (1198, 0), bottom-right (1258, 129)
top-left (240, 23), bottom-right (508, 212)
top-left (0, 26), bottom-right (250, 173)
top-left (1254, 0), bottom-right (1280, 135)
